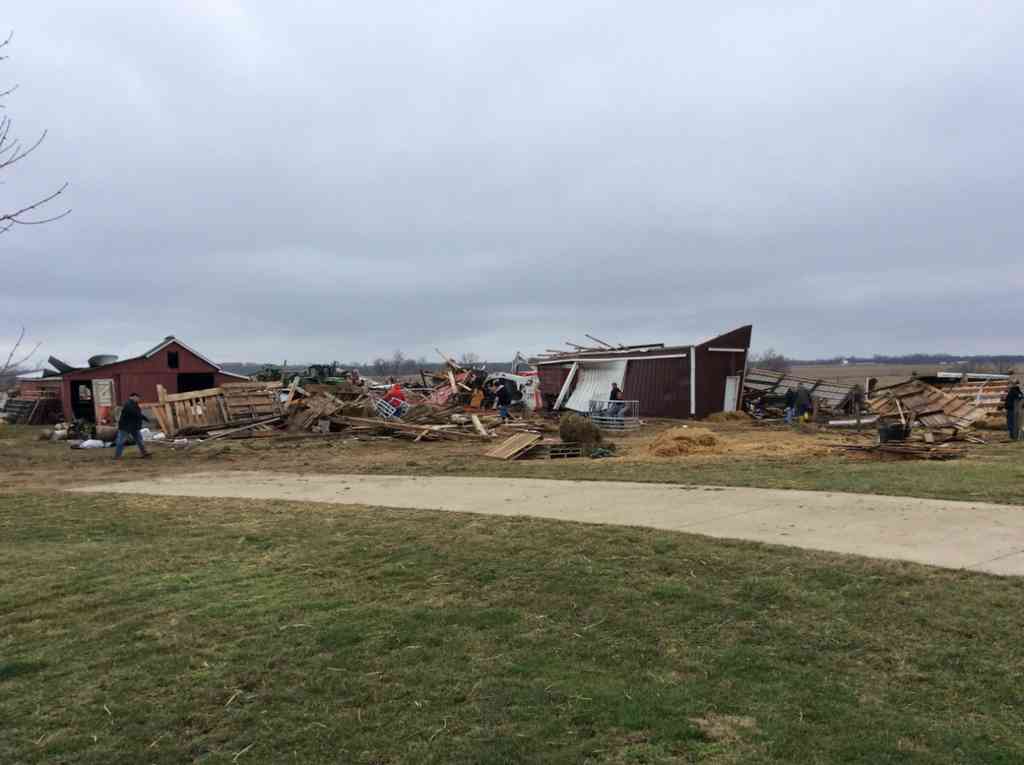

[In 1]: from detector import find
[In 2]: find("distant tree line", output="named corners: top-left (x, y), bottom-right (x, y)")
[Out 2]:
top-left (747, 350), bottom-right (1023, 376)
top-left (793, 353), bottom-right (1023, 372)
top-left (220, 351), bottom-right (516, 379)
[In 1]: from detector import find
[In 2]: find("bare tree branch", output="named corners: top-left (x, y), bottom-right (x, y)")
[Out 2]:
top-left (0, 31), bottom-right (70, 234)
top-left (0, 325), bottom-right (42, 378)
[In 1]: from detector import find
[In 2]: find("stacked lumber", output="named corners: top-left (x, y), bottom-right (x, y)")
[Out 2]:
top-left (337, 416), bottom-right (491, 442)
top-left (869, 380), bottom-right (985, 430)
top-left (484, 433), bottom-right (584, 460)
top-left (485, 432), bottom-right (542, 459)
top-left (941, 379), bottom-right (1010, 414)
top-left (2, 399), bottom-right (41, 424)
top-left (223, 382), bottom-right (284, 422)
top-left (834, 442), bottom-right (966, 460)
top-left (287, 391), bottom-right (347, 431)
top-left (154, 382), bottom-right (284, 436)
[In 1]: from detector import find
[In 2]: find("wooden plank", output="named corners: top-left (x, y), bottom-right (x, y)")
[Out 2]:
top-left (150, 404), bottom-right (170, 434)
top-left (338, 416), bottom-right (486, 441)
top-left (284, 376), bottom-right (300, 409)
top-left (191, 417), bottom-right (282, 447)
top-left (471, 415), bottom-right (491, 438)
top-left (485, 432), bottom-right (542, 460)
top-left (222, 381), bottom-right (284, 390)
top-left (156, 385), bottom-right (176, 436)
top-left (162, 387), bottom-right (224, 403)
top-left (217, 396), bottom-right (230, 424)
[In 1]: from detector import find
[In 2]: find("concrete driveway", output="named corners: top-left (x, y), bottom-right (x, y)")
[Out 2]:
top-left (73, 472), bottom-right (1024, 575)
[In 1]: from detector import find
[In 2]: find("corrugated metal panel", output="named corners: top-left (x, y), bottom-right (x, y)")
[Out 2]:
top-left (623, 357), bottom-right (690, 418)
top-left (743, 368), bottom-right (854, 407)
top-left (565, 361), bottom-right (627, 412)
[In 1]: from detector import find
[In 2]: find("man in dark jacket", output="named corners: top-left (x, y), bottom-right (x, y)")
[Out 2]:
top-left (114, 392), bottom-right (151, 459)
top-left (1006, 381), bottom-right (1023, 441)
top-left (794, 384), bottom-right (813, 420)
top-left (493, 381), bottom-right (512, 423)
top-left (783, 387), bottom-right (796, 424)
top-left (608, 382), bottom-right (625, 417)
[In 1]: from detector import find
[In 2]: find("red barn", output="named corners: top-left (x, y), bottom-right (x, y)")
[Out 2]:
top-left (533, 326), bottom-right (752, 420)
top-left (60, 336), bottom-right (249, 424)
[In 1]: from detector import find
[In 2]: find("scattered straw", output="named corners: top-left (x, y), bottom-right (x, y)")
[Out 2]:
top-left (647, 427), bottom-right (720, 457)
top-left (704, 411), bottom-right (750, 423)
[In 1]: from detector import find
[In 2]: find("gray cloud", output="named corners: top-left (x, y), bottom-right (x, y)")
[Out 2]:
top-left (2, 1), bottom-right (1023, 363)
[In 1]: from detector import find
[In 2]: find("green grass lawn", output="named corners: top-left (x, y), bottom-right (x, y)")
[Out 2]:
top-left (3, 492), bottom-right (1024, 763)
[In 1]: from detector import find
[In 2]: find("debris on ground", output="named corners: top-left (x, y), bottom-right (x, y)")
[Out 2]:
top-left (869, 379), bottom-right (986, 430)
top-left (486, 432), bottom-right (543, 460)
top-left (743, 368), bottom-right (858, 418)
top-left (647, 427), bottom-right (720, 457)
top-left (705, 411), bottom-right (751, 423)
top-left (834, 442), bottom-right (967, 460)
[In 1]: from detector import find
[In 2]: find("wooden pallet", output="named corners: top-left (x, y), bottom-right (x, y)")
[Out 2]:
top-left (485, 432), bottom-right (543, 460)
top-left (525, 441), bottom-right (583, 460)
top-left (2, 399), bottom-right (37, 424)
top-left (155, 383), bottom-right (283, 436)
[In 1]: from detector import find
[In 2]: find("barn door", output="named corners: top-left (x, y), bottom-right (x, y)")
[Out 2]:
top-left (93, 378), bottom-right (116, 425)
top-left (723, 376), bottom-right (740, 412)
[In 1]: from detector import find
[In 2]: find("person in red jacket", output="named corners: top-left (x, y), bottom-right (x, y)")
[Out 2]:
top-left (386, 378), bottom-right (407, 412)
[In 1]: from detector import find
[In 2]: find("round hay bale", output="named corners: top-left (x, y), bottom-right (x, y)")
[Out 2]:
top-left (559, 413), bottom-right (602, 445)
top-left (647, 426), bottom-right (720, 457)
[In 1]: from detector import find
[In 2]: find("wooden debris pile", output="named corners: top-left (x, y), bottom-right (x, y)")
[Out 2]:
top-left (743, 368), bottom-right (858, 417)
top-left (834, 441), bottom-right (967, 460)
top-left (484, 432), bottom-right (584, 461)
top-left (420, 350), bottom-right (490, 407)
top-left (177, 375), bottom-right (530, 446)
top-left (2, 380), bottom-right (61, 425)
top-left (152, 382), bottom-right (285, 436)
top-left (868, 379), bottom-right (986, 431)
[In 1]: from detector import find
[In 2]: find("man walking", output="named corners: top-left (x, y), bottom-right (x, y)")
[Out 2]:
top-left (114, 392), bottom-right (152, 459)
top-left (783, 387), bottom-right (796, 424)
top-left (794, 383), bottom-right (813, 421)
top-left (1005, 380), bottom-right (1023, 441)
top-left (493, 381), bottom-right (512, 424)
top-left (608, 382), bottom-right (625, 418)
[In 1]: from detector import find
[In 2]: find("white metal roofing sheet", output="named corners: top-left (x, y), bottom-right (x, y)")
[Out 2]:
top-left (565, 360), bottom-right (628, 413)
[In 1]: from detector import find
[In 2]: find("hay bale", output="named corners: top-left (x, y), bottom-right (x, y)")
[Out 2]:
top-left (647, 426), bottom-right (719, 457)
top-left (975, 414), bottom-right (1007, 431)
top-left (559, 413), bottom-right (602, 445)
top-left (705, 411), bottom-right (750, 423)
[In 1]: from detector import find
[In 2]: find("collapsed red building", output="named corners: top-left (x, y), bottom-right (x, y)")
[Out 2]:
top-left (532, 326), bottom-right (752, 420)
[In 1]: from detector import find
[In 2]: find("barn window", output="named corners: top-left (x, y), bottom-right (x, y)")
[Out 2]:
top-left (167, 351), bottom-right (179, 369)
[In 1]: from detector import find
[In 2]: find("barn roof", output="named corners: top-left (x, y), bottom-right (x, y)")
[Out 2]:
top-left (530, 326), bottom-right (751, 366)
top-left (62, 336), bottom-right (249, 379)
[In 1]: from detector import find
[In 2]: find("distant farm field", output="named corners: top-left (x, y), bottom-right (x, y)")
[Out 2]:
top-left (789, 363), bottom-right (944, 387)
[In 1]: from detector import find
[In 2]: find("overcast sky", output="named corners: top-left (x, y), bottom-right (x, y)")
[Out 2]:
top-left (2, 1), bottom-right (1022, 365)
